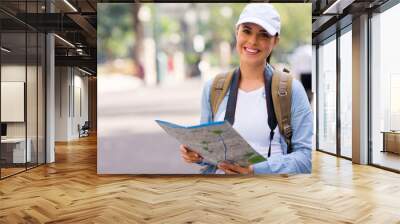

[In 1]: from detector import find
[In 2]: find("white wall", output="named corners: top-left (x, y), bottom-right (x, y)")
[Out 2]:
top-left (1, 65), bottom-right (36, 138)
top-left (1, 64), bottom-right (46, 164)
top-left (1, 65), bottom-right (25, 126)
top-left (73, 73), bottom-right (89, 136)
top-left (1, 65), bottom-right (25, 140)
top-left (54, 67), bottom-right (89, 141)
top-left (55, 66), bottom-right (69, 141)
top-left (1, 82), bottom-right (25, 122)
top-left (46, 3), bottom-right (55, 163)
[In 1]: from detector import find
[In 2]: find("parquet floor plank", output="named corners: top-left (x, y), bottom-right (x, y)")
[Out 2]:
top-left (1, 134), bottom-right (400, 223)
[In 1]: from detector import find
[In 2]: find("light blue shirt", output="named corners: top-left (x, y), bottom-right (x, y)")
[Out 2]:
top-left (198, 65), bottom-right (313, 174)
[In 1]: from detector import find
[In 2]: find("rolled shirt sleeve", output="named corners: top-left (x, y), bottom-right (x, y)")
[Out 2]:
top-left (200, 79), bottom-right (213, 124)
top-left (252, 79), bottom-right (313, 174)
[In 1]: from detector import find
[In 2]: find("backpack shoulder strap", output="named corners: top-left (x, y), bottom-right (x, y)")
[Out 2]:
top-left (271, 68), bottom-right (293, 153)
top-left (210, 70), bottom-right (234, 119)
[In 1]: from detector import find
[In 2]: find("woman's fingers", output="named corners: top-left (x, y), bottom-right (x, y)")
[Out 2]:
top-left (180, 145), bottom-right (202, 163)
top-left (222, 168), bottom-right (239, 174)
top-left (218, 166), bottom-right (238, 174)
top-left (218, 162), bottom-right (238, 174)
top-left (180, 145), bottom-right (189, 153)
top-left (218, 163), bottom-right (238, 174)
top-left (180, 145), bottom-right (202, 157)
top-left (187, 152), bottom-right (202, 160)
top-left (182, 156), bottom-right (201, 163)
top-left (180, 145), bottom-right (196, 155)
top-left (182, 154), bottom-right (198, 162)
top-left (218, 162), bottom-right (251, 174)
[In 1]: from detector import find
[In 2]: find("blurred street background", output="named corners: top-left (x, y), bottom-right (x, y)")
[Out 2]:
top-left (97, 3), bottom-right (312, 174)
top-left (98, 78), bottom-right (203, 174)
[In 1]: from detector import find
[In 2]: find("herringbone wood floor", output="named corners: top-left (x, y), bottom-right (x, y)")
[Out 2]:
top-left (1, 134), bottom-right (400, 224)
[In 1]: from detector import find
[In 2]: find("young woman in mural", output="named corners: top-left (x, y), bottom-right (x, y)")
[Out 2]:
top-left (180, 3), bottom-right (313, 174)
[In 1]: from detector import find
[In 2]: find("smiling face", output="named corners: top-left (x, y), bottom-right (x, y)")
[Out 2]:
top-left (236, 23), bottom-right (279, 66)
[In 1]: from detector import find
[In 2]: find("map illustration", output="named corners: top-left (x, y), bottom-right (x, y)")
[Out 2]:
top-left (156, 120), bottom-right (266, 166)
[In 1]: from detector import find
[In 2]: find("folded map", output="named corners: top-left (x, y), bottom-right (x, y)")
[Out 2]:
top-left (155, 120), bottom-right (266, 167)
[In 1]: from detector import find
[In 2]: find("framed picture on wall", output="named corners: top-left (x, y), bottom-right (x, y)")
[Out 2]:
top-left (1, 81), bottom-right (25, 122)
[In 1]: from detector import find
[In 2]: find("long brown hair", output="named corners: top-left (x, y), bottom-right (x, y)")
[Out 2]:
top-left (266, 52), bottom-right (272, 64)
top-left (266, 34), bottom-right (278, 64)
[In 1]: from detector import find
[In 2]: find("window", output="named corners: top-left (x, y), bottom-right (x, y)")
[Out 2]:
top-left (317, 36), bottom-right (337, 154)
top-left (339, 28), bottom-right (352, 158)
top-left (0, 1), bottom-right (46, 179)
top-left (371, 3), bottom-right (400, 171)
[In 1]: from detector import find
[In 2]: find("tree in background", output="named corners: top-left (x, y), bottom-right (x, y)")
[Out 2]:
top-left (132, 3), bottom-right (144, 73)
top-left (97, 3), bottom-right (135, 62)
top-left (273, 4), bottom-right (312, 64)
top-left (98, 3), bottom-right (311, 78)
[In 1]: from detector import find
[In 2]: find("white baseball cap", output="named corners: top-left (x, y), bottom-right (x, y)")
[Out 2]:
top-left (236, 3), bottom-right (281, 36)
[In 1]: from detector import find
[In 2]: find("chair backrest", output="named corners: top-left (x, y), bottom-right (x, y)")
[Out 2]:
top-left (82, 121), bottom-right (90, 129)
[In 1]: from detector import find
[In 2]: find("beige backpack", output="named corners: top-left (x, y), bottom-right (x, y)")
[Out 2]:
top-left (210, 68), bottom-right (294, 153)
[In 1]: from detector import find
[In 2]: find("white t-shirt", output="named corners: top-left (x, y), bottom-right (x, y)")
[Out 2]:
top-left (215, 87), bottom-right (283, 158)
